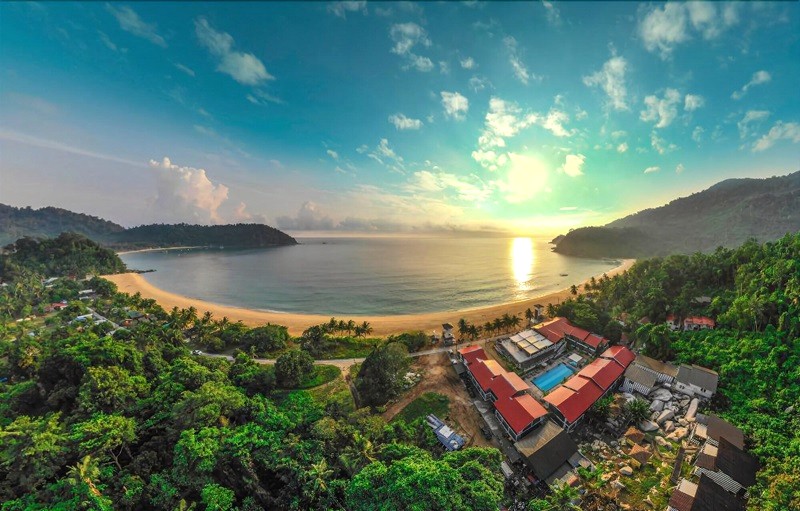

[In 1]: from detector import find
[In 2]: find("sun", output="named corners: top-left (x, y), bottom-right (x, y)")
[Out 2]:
top-left (511, 237), bottom-right (534, 288)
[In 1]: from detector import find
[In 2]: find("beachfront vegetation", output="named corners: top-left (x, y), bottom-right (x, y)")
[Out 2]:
top-left (553, 232), bottom-right (800, 510)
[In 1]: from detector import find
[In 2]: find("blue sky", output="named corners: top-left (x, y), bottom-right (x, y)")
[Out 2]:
top-left (1, 1), bottom-right (798, 235)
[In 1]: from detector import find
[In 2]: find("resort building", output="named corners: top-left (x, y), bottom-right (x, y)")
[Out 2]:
top-left (458, 345), bottom-right (548, 441)
top-left (666, 315), bottom-right (716, 331)
top-left (513, 419), bottom-right (586, 487)
top-left (497, 328), bottom-right (565, 370)
top-left (675, 364), bottom-right (719, 398)
top-left (494, 394), bottom-right (548, 441)
top-left (543, 346), bottom-right (635, 430)
top-left (533, 317), bottom-right (609, 356)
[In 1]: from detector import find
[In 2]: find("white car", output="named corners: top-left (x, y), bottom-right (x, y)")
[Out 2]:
top-left (191, 349), bottom-right (202, 355)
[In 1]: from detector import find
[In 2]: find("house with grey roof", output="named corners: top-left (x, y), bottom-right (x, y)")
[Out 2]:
top-left (675, 364), bottom-right (718, 398)
top-left (514, 419), bottom-right (585, 487)
top-left (620, 363), bottom-right (658, 396)
top-left (632, 354), bottom-right (678, 383)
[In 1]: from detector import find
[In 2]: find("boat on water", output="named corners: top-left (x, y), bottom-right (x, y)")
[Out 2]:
top-left (560, 273), bottom-right (569, 276)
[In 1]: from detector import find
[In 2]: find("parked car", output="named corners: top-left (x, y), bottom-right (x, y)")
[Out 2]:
top-left (481, 424), bottom-right (493, 440)
top-left (191, 350), bottom-right (202, 355)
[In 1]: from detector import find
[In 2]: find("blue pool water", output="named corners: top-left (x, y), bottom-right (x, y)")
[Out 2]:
top-left (532, 364), bottom-right (575, 392)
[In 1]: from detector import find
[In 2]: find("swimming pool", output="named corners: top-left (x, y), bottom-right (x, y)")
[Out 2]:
top-left (532, 363), bottom-right (574, 392)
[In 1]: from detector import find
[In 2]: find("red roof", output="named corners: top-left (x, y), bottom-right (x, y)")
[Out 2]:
top-left (489, 372), bottom-right (529, 401)
top-left (577, 357), bottom-right (624, 390)
top-left (533, 317), bottom-right (574, 344)
top-left (563, 374), bottom-right (604, 397)
top-left (582, 333), bottom-right (607, 349)
top-left (600, 345), bottom-right (635, 369)
top-left (470, 358), bottom-right (504, 391)
top-left (494, 394), bottom-right (547, 434)
top-left (543, 386), bottom-right (596, 424)
top-left (458, 345), bottom-right (487, 366)
top-left (685, 316), bottom-right (715, 327)
top-left (564, 324), bottom-right (591, 342)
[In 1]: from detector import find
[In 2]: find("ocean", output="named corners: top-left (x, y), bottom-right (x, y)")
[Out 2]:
top-left (120, 236), bottom-right (619, 315)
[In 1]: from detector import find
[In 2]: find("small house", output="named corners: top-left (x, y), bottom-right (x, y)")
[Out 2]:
top-left (442, 323), bottom-right (455, 345)
top-left (694, 437), bottom-right (758, 497)
top-left (667, 474), bottom-right (746, 511)
top-left (620, 363), bottom-right (658, 396)
top-left (675, 364), bottom-right (719, 398)
top-left (692, 414), bottom-right (744, 449)
top-left (631, 354), bottom-right (678, 384)
top-left (514, 420), bottom-right (581, 486)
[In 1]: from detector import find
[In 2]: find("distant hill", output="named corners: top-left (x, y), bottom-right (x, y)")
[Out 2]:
top-left (0, 204), bottom-right (298, 249)
top-left (0, 204), bottom-right (125, 246)
top-left (109, 223), bottom-right (297, 249)
top-left (552, 171), bottom-right (800, 258)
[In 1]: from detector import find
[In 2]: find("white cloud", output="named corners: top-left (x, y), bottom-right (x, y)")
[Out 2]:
top-left (542, 109), bottom-right (573, 137)
top-left (469, 76), bottom-right (491, 92)
top-left (542, 0), bottom-right (562, 26)
top-left (175, 63), bottom-right (195, 77)
top-left (617, 142), bottom-right (628, 153)
top-left (326, 149), bottom-right (340, 160)
top-left (407, 170), bottom-right (492, 202)
top-left (650, 131), bottom-right (676, 154)
top-left (460, 57), bottom-right (476, 69)
top-left (148, 157), bottom-right (230, 223)
top-left (441, 91), bottom-right (469, 120)
top-left (503, 36), bottom-right (538, 85)
top-left (106, 5), bottom-right (166, 47)
top-left (328, 1), bottom-right (367, 19)
top-left (276, 201), bottom-right (335, 230)
top-left (367, 138), bottom-right (405, 173)
top-left (388, 113), bottom-right (423, 130)
top-left (640, 88), bottom-right (682, 128)
top-left (98, 31), bottom-right (124, 53)
top-left (583, 55), bottom-right (629, 111)
top-left (675, 163), bottom-right (685, 174)
top-left (559, 154), bottom-right (585, 177)
top-left (732, 70), bottom-right (771, 100)
top-left (643, 166), bottom-right (660, 174)
top-left (738, 110), bottom-right (770, 139)
top-left (438, 61), bottom-right (451, 74)
top-left (195, 18), bottom-right (273, 86)
top-left (246, 89), bottom-right (284, 106)
top-left (638, 3), bottom-right (739, 59)
top-left (752, 121), bottom-right (800, 152)
top-left (692, 126), bottom-right (705, 143)
top-left (472, 97), bottom-right (573, 170)
top-left (684, 94), bottom-right (705, 111)
top-left (389, 23), bottom-right (433, 72)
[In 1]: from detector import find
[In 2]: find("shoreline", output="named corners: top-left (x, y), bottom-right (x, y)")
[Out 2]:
top-left (116, 246), bottom-right (203, 255)
top-left (103, 258), bottom-right (635, 336)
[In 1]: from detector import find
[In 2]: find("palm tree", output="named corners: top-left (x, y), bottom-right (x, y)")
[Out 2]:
top-left (492, 317), bottom-right (504, 335)
top-left (457, 318), bottom-right (469, 340)
top-left (623, 398), bottom-right (651, 424)
top-left (346, 320), bottom-right (356, 336)
top-left (67, 455), bottom-right (103, 498)
top-left (483, 321), bottom-right (494, 337)
top-left (360, 321), bottom-right (373, 337)
top-left (570, 284), bottom-right (578, 295)
top-left (525, 308), bottom-right (534, 325)
top-left (510, 313), bottom-right (522, 331)
top-left (328, 317), bottom-right (338, 333)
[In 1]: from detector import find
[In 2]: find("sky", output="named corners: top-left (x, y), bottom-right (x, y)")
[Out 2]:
top-left (1, 1), bottom-right (798, 236)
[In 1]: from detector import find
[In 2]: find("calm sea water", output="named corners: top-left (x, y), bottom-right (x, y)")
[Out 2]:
top-left (120, 236), bottom-right (619, 315)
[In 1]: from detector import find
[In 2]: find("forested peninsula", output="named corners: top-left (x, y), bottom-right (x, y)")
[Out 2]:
top-left (0, 204), bottom-right (297, 249)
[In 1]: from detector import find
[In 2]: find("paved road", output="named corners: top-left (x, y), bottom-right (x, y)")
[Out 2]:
top-left (200, 336), bottom-right (503, 373)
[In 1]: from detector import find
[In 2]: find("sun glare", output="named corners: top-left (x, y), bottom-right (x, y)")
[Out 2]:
top-left (511, 237), bottom-right (534, 288)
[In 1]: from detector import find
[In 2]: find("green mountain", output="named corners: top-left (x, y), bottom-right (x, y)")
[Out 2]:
top-left (0, 204), bottom-right (297, 249)
top-left (552, 171), bottom-right (800, 258)
top-left (0, 204), bottom-right (125, 246)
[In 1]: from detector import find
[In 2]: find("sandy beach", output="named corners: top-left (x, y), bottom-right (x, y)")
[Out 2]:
top-left (103, 259), bottom-right (635, 336)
